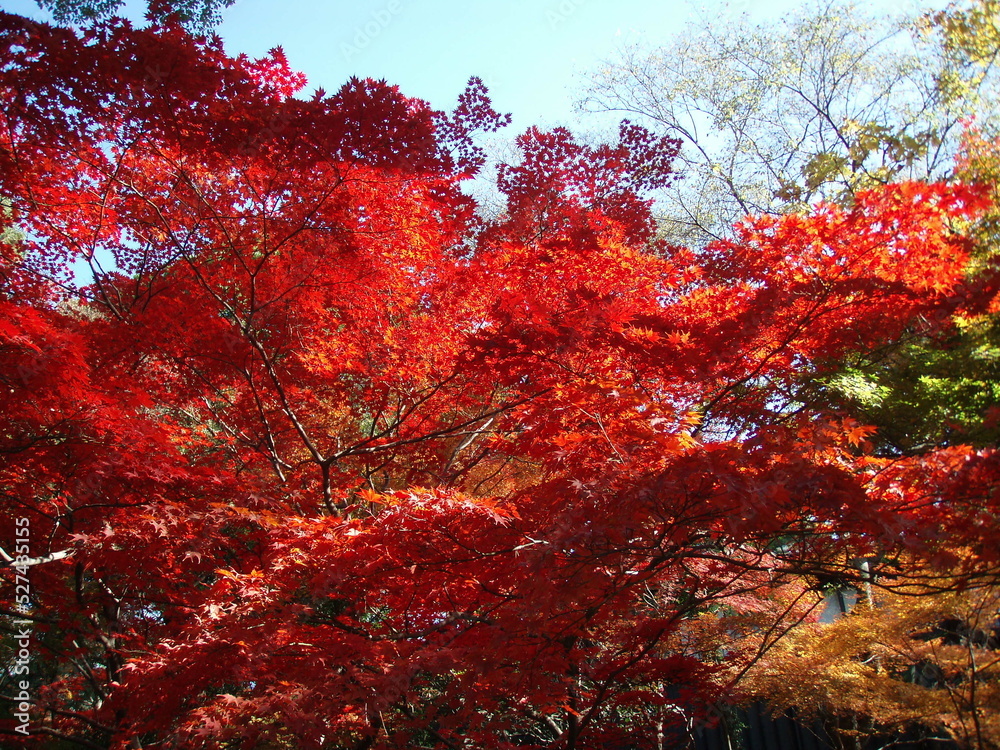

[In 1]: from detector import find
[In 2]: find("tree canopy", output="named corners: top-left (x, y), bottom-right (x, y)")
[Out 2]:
top-left (581, 1), bottom-right (1000, 745)
top-left (33, 0), bottom-right (236, 31)
top-left (0, 6), bottom-right (998, 750)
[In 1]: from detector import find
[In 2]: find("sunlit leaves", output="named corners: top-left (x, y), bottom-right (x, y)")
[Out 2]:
top-left (0, 10), bottom-right (997, 749)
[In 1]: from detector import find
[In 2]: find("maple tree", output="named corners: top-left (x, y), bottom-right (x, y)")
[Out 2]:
top-left (787, 127), bottom-right (1000, 457)
top-left (584, 1), bottom-right (1000, 745)
top-left (0, 10), bottom-right (999, 750)
top-left (743, 562), bottom-right (1000, 750)
top-left (734, 123), bottom-right (1000, 750)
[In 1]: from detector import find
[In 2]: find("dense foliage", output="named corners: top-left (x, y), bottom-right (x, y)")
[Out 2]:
top-left (33, 0), bottom-right (236, 31)
top-left (0, 6), bottom-right (998, 749)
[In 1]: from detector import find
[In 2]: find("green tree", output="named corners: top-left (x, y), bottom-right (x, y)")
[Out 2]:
top-left (34, 0), bottom-right (235, 31)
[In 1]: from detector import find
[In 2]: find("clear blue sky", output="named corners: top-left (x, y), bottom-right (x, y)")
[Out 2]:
top-left (211, 0), bottom-right (801, 131)
top-left (0, 0), bottom-right (943, 134)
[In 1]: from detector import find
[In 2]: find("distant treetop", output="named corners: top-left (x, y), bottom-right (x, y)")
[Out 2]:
top-left (35, 0), bottom-right (236, 31)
